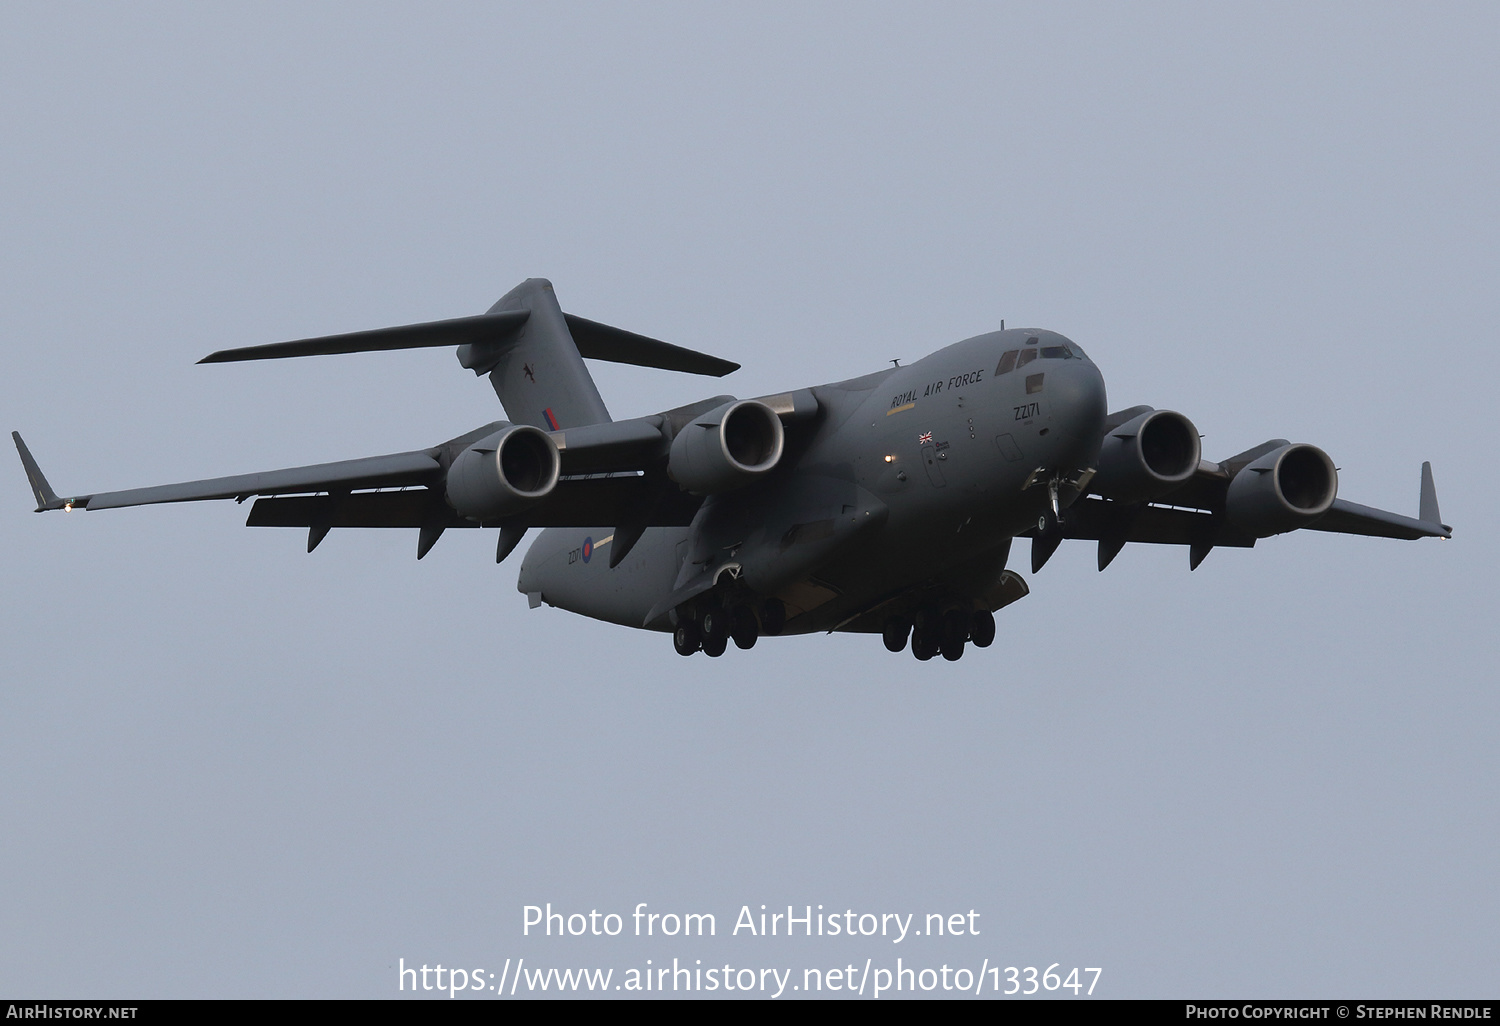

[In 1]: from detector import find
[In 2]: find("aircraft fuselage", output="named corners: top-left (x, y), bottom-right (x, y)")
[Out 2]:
top-left (518, 328), bottom-right (1107, 636)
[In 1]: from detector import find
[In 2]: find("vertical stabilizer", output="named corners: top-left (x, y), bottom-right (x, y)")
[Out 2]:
top-left (482, 279), bottom-right (611, 429)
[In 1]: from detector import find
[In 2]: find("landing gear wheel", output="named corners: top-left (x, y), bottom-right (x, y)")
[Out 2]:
top-left (759, 598), bottom-right (786, 636)
top-left (730, 607), bottom-right (759, 650)
top-left (673, 619), bottom-right (701, 656)
top-left (911, 620), bottom-right (939, 661)
top-left (943, 609), bottom-right (970, 645)
top-left (970, 609), bottom-right (996, 648)
top-left (700, 600), bottom-right (728, 645)
top-left (882, 618), bottom-right (910, 653)
top-left (940, 609), bottom-right (968, 661)
top-left (701, 632), bottom-right (728, 657)
top-left (911, 607), bottom-right (940, 661)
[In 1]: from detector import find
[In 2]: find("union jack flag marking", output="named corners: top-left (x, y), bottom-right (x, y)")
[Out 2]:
top-left (918, 431), bottom-right (933, 444)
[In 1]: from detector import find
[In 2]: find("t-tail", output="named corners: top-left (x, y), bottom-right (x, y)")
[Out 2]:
top-left (466, 278), bottom-right (608, 428)
top-left (196, 277), bottom-right (739, 429)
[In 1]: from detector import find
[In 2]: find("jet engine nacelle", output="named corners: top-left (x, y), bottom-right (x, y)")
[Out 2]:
top-left (1091, 409), bottom-right (1202, 504)
top-left (668, 399), bottom-right (785, 494)
top-left (1225, 443), bottom-right (1338, 537)
top-left (445, 424), bottom-right (561, 521)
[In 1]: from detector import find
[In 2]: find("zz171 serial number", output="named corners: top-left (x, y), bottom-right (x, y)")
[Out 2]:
top-left (1013, 402), bottom-right (1040, 421)
top-left (1002, 965), bottom-right (1101, 995)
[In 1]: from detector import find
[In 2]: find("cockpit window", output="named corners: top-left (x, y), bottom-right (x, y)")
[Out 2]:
top-left (998, 340), bottom-right (1084, 373)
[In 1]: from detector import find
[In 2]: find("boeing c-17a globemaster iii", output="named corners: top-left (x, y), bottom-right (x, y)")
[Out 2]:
top-left (13, 278), bottom-right (1451, 661)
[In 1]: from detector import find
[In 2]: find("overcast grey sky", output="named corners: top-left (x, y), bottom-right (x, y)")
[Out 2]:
top-left (2, 2), bottom-right (1496, 999)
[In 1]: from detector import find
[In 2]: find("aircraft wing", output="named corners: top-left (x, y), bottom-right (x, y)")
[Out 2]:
top-left (1043, 449), bottom-right (1449, 572)
top-left (1303, 498), bottom-right (1447, 540)
top-left (1302, 462), bottom-right (1449, 540)
top-left (1143, 449), bottom-right (1451, 539)
top-left (14, 419), bottom-right (706, 558)
top-left (87, 452), bottom-right (441, 511)
top-left (15, 429), bottom-right (444, 510)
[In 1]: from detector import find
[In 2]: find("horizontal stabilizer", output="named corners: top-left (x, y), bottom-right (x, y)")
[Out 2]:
top-left (199, 311), bottom-right (531, 363)
top-left (563, 314), bottom-right (739, 377)
top-left (198, 309), bottom-right (739, 377)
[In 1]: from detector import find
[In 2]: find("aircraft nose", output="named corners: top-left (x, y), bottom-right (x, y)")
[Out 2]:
top-left (1048, 357), bottom-right (1107, 464)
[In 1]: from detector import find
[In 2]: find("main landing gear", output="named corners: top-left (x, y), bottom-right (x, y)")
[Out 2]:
top-left (882, 607), bottom-right (995, 661)
top-left (673, 597), bottom-right (786, 657)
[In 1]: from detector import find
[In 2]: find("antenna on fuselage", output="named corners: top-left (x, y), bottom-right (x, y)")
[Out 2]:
top-left (890, 359), bottom-right (900, 367)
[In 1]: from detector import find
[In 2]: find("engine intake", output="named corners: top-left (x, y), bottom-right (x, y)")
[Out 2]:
top-left (1091, 409), bottom-right (1201, 504)
top-left (668, 399), bottom-right (785, 494)
top-left (1225, 443), bottom-right (1338, 537)
top-left (445, 424), bottom-right (561, 521)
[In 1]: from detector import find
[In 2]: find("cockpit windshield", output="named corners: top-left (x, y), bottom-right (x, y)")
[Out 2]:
top-left (994, 340), bottom-right (1079, 375)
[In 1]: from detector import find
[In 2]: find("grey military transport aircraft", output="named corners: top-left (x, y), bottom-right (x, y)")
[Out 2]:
top-left (14, 278), bottom-right (1450, 661)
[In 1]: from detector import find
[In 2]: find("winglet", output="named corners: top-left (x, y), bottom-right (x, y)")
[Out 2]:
top-left (12, 432), bottom-right (69, 512)
top-left (1419, 462), bottom-right (1449, 535)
